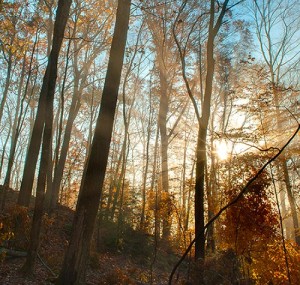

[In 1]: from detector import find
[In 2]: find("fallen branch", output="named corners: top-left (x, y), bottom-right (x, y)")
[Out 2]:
top-left (169, 124), bottom-right (300, 284)
top-left (0, 247), bottom-right (27, 258)
top-left (37, 252), bottom-right (57, 277)
top-left (0, 247), bottom-right (56, 277)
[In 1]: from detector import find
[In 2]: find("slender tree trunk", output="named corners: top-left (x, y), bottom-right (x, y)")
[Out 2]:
top-left (274, 85), bottom-right (300, 246)
top-left (0, 126), bottom-right (11, 180)
top-left (194, 0), bottom-right (229, 261)
top-left (17, 0), bottom-right (67, 207)
top-left (0, 53), bottom-right (12, 124)
top-left (147, 11), bottom-right (173, 239)
top-left (173, 0), bottom-right (229, 261)
top-left (158, 68), bottom-right (169, 196)
top-left (206, 119), bottom-right (217, 253)
top-left (3, 54), bottom-right (26, 188)
top-left (48, 91), bottom-right (80, 210)
top-left (109, 29), bottom-right (142, 222)
top-left (254, 0), bottom-right (300, 247)
top-left (140, 108), bottom-right (152, 229)
top-left (45, 31), bottom-right (71, 211)
top-left (116, 138), bottom-right (130, 244)
top-left (282, 159), bottom-right (300, 244)
top-left (151, 127), bottom-right (160, 193)
top-left (9, 29), bottom-right (39, 187)
top-left (0, 56), bottom-right (26, 209)
top-left (86, 69), bottom-right (99, 158)
top-left (181, 133), bottom-right (188, 231)
top-left (158, 66), bottom-right (171, 240)
top-left (56, 1), bottom-right (131, 283)
top-left (48, 53), bottom-right (98, 212)
top-left (105, 129), bottom-right (123, 220)
top-left (20, 0), bottom-right (72, 275)
top-left (194, 128), bottom-right (207, 260)
top-left (110, 142), bottom-right (126, 220)
top-left (194, 10), bottom-right (215, 260)
top-left (185, 161), bottom-right (195, 231)
top-left (17, 80), bottom-right (46, 206)
top-left (21, 94), bottom-right (54, 276)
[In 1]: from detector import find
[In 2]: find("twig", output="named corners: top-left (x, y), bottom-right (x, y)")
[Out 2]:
top-left (37, 252), bottom-right (57, 277)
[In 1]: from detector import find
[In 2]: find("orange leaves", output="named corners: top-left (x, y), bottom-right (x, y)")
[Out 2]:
top-left (0, 1), bottom-right (37, 60)
top-left (0, 205), bottom-right (31, 251)
top-left (222, 172), bottom-right (279, 254)
top-left (220, 171), bottom-right (300, 283)
top-left (250, 240), bottom-right (300, 284)
top-left (147, 189), bottom-right (173, 215)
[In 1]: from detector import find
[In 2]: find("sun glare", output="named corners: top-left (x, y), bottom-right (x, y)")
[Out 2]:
top-left (215, 140), bottom-right (229, 160)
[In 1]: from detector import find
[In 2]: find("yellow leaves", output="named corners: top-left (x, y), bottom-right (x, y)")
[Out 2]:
top-left (248, 239), bottom-right (300, 284)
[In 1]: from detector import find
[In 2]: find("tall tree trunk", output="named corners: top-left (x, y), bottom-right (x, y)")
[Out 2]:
top-left (103, 118), bottom-right (122, 221)
top-left (3, 54), bottom-right (26, 188)
top-left (109, 142), bottom-right (126, 220)
top-left (47, 87), bottom-right (81, 210)
top-left (47, 46), bottom-right (100, 212)
top-left (6, 29), bottom-right (39, 189)
top-left (0, 53), bottom-right (12, 124)
top-left (274, 86), bottom-right (300, 246)
top-left (56, 1), bottom-right (131, 283)
top-left (0, 126), bottom-right (11, 180)
top-left (150, 127), bottom-right (160, 193)
top-left (17, 78), bottom-right (46, 206)
top-left (140, 102), bottom-right (153, 229)
top-left (17, 0), bottom-right (62, 207)
top-left (194, 128), bottom-right (207, 260)
top-left (0, 55), bottom-right (26, 209)
top-left (45, 32), bottom-right (71, 211)
top-left (158, 66), bottom-right (171, 240)
top-left (206, 117), bottom-right (218, 253)
top-left (185, 161), bottom-right (195, 231)
top-left (20, 91), bottom-right (54, 276)
top-left (147, 10), bottom-right (174, 239)
top-left (173, 0), bottom-right (229, 261)
top-left (194, 0), bottom-right (229, 261)
top-left (20, 0), bottom-right (72, 275)
top-left (181, 131), bottom-right (191, 233)
top-left (282, 159), bottom-right (300, 244)
top-left (254, 0), bottom-right (300, 247)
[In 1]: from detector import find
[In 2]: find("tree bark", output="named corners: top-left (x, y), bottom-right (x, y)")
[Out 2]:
top-left (194, 0), bottom-right (229, 261)
top-left (0, 52), bottom-right (12, 124)
top-left (0, 55), bottom-right (26, 210)
top-left (147, 10), bottom-right (173, 239)
top-left (17, 1), bottom-right (57, 207)
top-left (173, 0), bottom-right (229, 260)
top-left (140, 95), bottom-right (153, 229)
top-left (4, 30), bottom-right (39, 191)
top-left (56, 1), bottom-right (131, 284)
top-left (158, 65), bottom-right (171, 240)
top-left (20, 0), bottom-right (72, 275)
top-left (3, 54), bottom-right (26, 188)
top-left (282, 159), bottom-right (300, 245)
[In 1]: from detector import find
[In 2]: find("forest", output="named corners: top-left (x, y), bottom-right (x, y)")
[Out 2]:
top-left (0, 0), bottom-right (300, 284)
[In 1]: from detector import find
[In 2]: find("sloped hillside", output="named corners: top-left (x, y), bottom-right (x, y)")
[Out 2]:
top-left (0, 190), bottom-right (186, 285)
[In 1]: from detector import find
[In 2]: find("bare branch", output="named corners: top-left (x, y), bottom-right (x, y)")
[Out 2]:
top-left (172, 1), bottom-right (201, 122)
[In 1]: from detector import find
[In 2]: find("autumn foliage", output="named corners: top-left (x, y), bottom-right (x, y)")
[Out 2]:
top-left (220, 171), bottom-right (300, 283)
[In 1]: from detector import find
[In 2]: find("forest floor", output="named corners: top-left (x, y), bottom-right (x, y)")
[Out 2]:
top-left (0, 190), bottom-right (186, 285)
